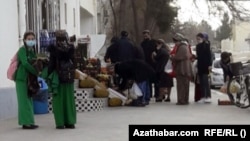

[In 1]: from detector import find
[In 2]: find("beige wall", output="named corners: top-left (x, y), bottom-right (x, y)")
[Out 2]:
top-left (221, 21), bottom-right (250, 62)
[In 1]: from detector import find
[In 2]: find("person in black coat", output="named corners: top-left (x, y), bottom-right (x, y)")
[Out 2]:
top-left (104, 36), bottom-right (119, 64)
top-left (114, 59), bottom-right (156, 106)
top-left (116, 31), bottom-right (137, 62)
top-left (152, 39), bottom-right (173, 102)
top-left (220, 51), bottom-right (233, 82)
top-left (140, 30), bottom-right (157, 98)
top-left (196, 33), bottom-right (212, 103)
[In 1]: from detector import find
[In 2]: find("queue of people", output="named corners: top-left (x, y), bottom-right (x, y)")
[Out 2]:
top-left (104, 30), bottom-right (214, 106)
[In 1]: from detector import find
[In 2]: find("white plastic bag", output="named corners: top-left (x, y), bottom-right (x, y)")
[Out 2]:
top-left (129, 83), bottom-right (143, 99)
top-left (164, 60), bottom-right (173, 73)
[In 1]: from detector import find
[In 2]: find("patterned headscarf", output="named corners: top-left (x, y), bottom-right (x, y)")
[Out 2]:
top-left (55, 30), bottom-right (71, 52)
top-left (55, 30), bottom-right (68, 41)
top-left (173, 33), bottom-right (185, 41)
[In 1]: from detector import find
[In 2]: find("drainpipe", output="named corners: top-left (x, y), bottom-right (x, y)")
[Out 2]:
top-left (18, 0), bottom-right (26, 46)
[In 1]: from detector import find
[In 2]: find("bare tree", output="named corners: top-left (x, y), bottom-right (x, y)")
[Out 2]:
top-left (106, 0), bottom-right (177, 45)
top-left (109, 0), bottom-right (118, 36)
top-left (131, 0), bottom-right (140, 45)
top-left (193, 0), bottom-right (250, 21)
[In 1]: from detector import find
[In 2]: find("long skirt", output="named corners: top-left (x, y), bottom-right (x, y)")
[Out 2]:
top-left (52, 83), bottom-right (76, 127)
top-left (194, 83), bottom-right (201, 102)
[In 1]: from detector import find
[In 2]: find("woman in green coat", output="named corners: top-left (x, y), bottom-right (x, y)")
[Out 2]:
top-left (15, 31), bottom-right (39, 129)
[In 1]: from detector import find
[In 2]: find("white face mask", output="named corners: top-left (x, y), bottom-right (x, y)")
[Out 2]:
top-left (25, 40), bottom-right (36, 47)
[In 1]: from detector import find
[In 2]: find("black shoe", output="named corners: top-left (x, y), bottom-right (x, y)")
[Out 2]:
top-left (56, 126), bottom-right (65, 129)
top-left (164, 98), bottom-right (171, 102)
top-left (176, 102), bottom-right (189, 105)
top-left (132, 101), bottom-right (146, 107)
top-left (22, 125), bottom-right (39, 129)
top-left (155, 99), bottom-right (163, 102)
top-left (144, 101), bottom-right (150, 105)
top-left (134, 103), bottom-right (146, 107)
top-left (65, 124), bottom-right (75, 129)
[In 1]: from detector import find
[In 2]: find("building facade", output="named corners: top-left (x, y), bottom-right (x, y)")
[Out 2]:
top-left (221, 20), bottom-right (250, 62)
top-left (0, 0), bottom-right (100, 120)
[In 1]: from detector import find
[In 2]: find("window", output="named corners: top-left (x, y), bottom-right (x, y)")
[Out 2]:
top-left (26, 0), bottom-right (60, 31)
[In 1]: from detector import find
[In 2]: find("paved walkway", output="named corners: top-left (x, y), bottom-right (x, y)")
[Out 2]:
top-left (0, 83), bottom-right (250, 141)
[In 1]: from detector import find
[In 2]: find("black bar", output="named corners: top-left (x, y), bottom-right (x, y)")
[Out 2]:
top-left (129, 125), bottom-right (250, 140)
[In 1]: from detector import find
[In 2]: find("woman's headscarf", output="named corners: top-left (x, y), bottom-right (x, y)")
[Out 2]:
top-left (202, 32), bottom-right (209, 41)
top-left (55, 30), bottom-right (71, 52)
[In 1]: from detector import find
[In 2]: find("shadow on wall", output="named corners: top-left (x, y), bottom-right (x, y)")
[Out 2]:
top-left (0, 88), bottom-right (17, 120)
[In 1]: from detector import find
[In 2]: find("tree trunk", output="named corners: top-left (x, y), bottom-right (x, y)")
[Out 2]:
top-left (131, 0), bottom-right (140, 45)
top-left (118, 0), bottom-right (126, 33)
top-left (109, 0), bottom-right (118, 36)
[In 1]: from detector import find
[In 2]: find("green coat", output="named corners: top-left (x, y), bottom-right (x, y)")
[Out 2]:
top-left (15, 46), bottom-right (37, 81)
top-left (15, 46), bottom-right (38, 126)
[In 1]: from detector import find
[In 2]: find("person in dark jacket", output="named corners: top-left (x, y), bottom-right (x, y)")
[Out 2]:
top-left (140, 30), bottom-right (157, 98)
top-left (114, 59), bottom-right (155, 106)
top-left (104, 36), bottom-right (119, 64)
top-left (116, 31), bottom-right (137, 62)
top-left (196, 33), bottom-right (212, 103)
top-left (152, 39), bottom-right (173, 102)
top-left (220, 51), bottom-right (233, 82)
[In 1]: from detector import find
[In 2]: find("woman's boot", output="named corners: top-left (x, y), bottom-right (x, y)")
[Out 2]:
top-left (156, 87), bottom-right (167, 102)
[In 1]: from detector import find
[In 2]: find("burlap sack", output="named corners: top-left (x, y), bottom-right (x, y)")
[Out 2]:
top-left (94, 87), bottom-right (109, 98)
top-left (108, 98), bottom-right (123, 107)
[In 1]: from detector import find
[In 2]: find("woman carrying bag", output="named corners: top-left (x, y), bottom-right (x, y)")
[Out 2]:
top-left (15, 31), bottom-right (39, 129)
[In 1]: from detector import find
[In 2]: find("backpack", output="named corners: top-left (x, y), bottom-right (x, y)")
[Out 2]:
top-left (57, 59), bottom-right (75, 83)
top-left (7, 52), bottom-right (18, 81)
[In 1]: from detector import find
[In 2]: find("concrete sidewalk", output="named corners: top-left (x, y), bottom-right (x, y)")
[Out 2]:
top-left (0, 84), bottom-right (250, 141)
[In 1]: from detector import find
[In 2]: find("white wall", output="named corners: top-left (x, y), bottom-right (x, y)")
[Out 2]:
top-left (0, 1), bottom-right (19, 88)
top-left (79, 34), bottom-right (106, 58)
top-left (79, 0), bottom-right (98, 35)
top-left (80, 0), bottom-right (96, 16)
top-left (60, 0), bottom-right (80, 36)
top-left (80, 8), bottom-right (96, 35)
top-left (0, 0), bottom-right (19, 120)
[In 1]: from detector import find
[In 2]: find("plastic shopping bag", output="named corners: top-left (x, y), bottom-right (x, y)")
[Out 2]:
top-left (129, 83), bottom-right (143, 99)
top-left (164, 60), bottom-right (173, 73)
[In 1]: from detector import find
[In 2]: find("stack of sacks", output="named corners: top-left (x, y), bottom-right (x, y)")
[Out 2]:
top-left (76, 69), bottom-right (109, 98)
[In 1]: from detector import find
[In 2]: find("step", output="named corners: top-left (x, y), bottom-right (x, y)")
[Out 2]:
top-left (48, 97), bottom-right (108, 113)
top-left (74, 79), bottom-right (80, 88)
top-left (74, 88), bottom-right (94, 100)
top-left (75, 98), bottom-right (108, 112)
top-left (47, 87), bottom-right (109, 113)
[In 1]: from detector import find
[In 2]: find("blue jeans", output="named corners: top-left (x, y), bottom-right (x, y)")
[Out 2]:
top-left (137, 81), bottom-right (150, 103)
